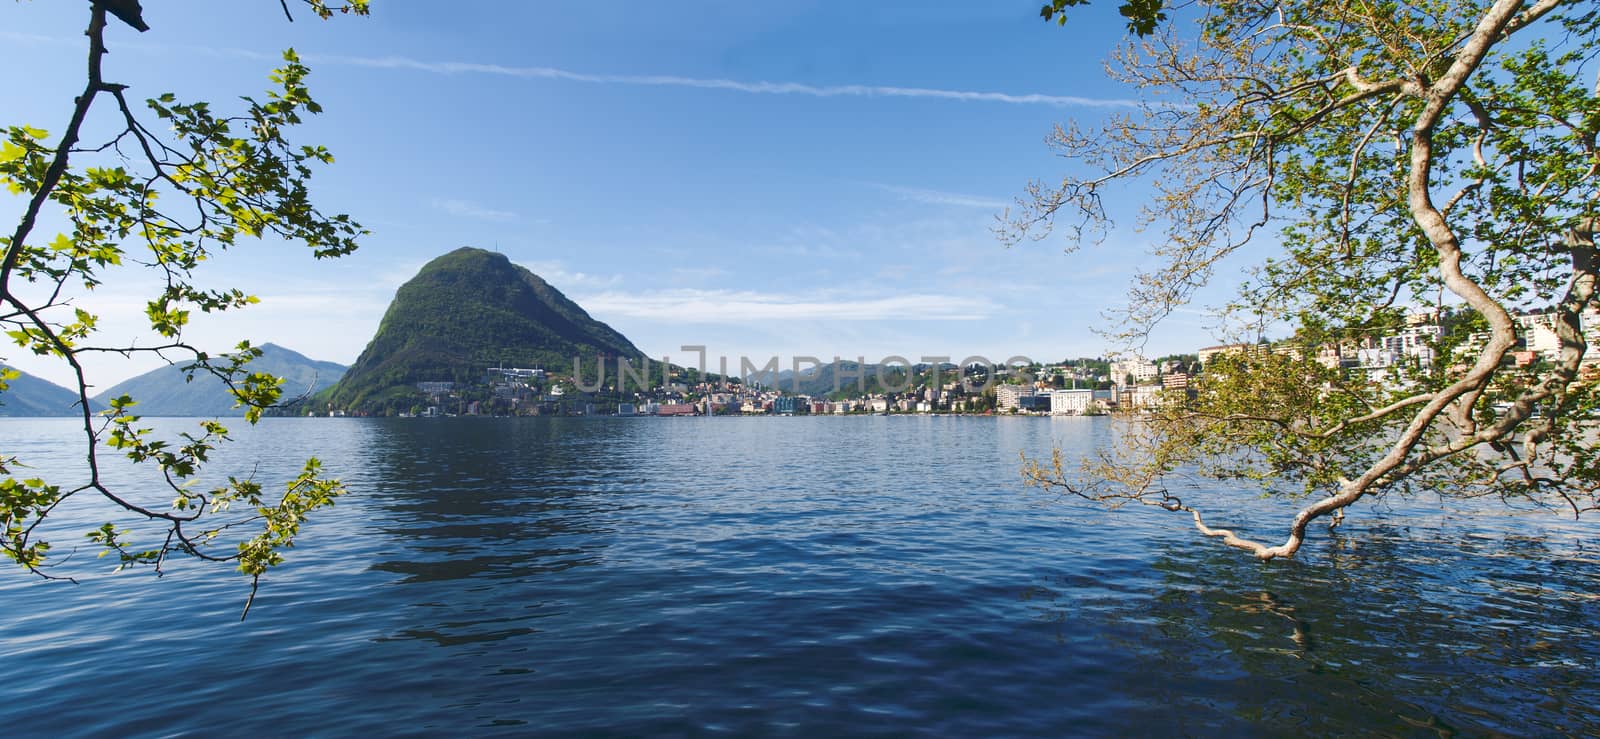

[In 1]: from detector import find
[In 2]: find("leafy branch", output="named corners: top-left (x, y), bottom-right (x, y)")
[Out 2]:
top-left (0, 2), bottom-right (365, 617)
top-left (1017, 0), bottom-right (1600, 558)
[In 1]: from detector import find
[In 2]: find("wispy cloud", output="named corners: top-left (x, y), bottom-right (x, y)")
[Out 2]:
top-left (312, 53), bottom-right (1145, 109)
top-left (523, 260), bottom-right (624, 289)
top-left (0, 32), bottom-right (1148, 110)
top-left (875, 184), bottom-right (1009, 210)
top-left (579, 288), bottom-right (997, 323)
top-left (0, 31), bottom-right (60, 45)
top-left (431, 198), bottom-right (518, 222)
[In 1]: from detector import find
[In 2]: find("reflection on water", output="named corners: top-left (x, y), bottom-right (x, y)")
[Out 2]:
top-left (1026, 516), bottom-right (1598, 735)
top-left (0, 416), bottom-right (1595, 735)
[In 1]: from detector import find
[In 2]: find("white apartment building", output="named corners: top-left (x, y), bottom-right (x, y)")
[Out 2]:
top-left (1514, 308), bottom-right (1600, 363)
top-left (1518, 313), bottom-right (1565, 360)
top-left (995, 384), bottom-right (1038, 411)
top-left (1050, 388), bottom-right (1095, 415)
top-left (1111, 356), bottom-right (1158, 384)
top-left (1383, 324), bottom-right (1441, 361)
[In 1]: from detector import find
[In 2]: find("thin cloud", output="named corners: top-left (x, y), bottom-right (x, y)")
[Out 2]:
top-left (0, 31), bottom-right (61, 45)
top-left (579, 288), bottom-right (997, 323)
top-left (876, 184), bottom-right (1009, 210)
top-left (431, 198), bottom-right (518, 222)
top-left (1, 32), bottom-right (1150, 110)
top-left (312, 53), bottom-right (1145, 109)
top-left (523, 260), bottom-right (624, 289)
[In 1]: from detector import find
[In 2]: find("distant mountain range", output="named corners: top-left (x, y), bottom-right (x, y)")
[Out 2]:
top-left (0, 366), bottom-right (98, 417)
top-left (322, 246), bottom-right (646, 412)
top-left (91, 343), bottom-right (347, 417)
top-left (0, 343), bottom-right (343, 418)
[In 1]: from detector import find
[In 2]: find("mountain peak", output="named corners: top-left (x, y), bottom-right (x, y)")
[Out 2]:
top-left (323, 247), bottom-right (643, 412)
top-left (90, 346), bottom-right (346, 417)
top-left (0, 366), bottom-right (96, 417)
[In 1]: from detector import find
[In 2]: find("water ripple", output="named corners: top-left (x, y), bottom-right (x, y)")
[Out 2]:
top-left (0, 416), bottom-right (1595, 735)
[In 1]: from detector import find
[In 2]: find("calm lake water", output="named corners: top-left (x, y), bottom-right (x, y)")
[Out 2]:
top-left (1, 416), bottom-right (1595, 735)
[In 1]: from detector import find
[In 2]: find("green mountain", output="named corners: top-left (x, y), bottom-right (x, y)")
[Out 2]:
top-left (0, 366), bottom-right (98, 417)
top-left (91, 344), bottom-right (346, 417)
top-left (324, 246), bottom-right (644, 411)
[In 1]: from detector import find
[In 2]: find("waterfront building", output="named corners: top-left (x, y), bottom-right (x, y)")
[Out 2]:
top-left (1050, 388), bottom-right (1094, 415)
top-left (995, 384), bottom-right (1037, 411)
top-left (772, 396), bottom-right (805, 415)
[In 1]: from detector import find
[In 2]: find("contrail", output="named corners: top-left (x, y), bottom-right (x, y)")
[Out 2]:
top-left (309, 54), bottom-right (1144, 109)
top-left (0, 30), bottom-right (1145, 109)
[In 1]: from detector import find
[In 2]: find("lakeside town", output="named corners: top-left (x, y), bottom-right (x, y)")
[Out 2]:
top-left (355, 307), bottom-right (1600, 419)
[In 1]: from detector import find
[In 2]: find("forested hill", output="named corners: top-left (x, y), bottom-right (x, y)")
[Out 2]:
top-left (91, 344), bottom-right (346, 417)
top-left (323, 246), bottom-right (645, 410)
top-left (0, 366), bottom-right (98, 417)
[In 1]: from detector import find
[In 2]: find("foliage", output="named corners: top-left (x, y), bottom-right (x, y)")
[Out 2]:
top-left (1039, 0), bottom-right (1168, 36)
top-left (1013, 0), bottom-right (1600, 558)
top-left (0, 2), bottom-right (364, 616)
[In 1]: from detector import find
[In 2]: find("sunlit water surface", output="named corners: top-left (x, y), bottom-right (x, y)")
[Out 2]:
top-left (1, 416), bottom-right (1595, 735)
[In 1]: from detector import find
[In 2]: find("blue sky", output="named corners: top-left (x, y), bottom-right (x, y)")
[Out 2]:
top-left (1, 1), bottom-right (1231, 388)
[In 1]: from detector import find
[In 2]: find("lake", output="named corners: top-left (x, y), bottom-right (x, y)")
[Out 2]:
top-left (1, 416), bottom-right (1595, 735)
